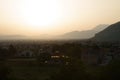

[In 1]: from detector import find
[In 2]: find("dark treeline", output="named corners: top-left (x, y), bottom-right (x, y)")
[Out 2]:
top-left (0, 41), bottom-right (120, 80)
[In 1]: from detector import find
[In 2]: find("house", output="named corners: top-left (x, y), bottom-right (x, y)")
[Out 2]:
top-left (16, 50), bottom-right (35, 58)
top-left (81, 46), bottom-right (102, 65)
top-left (49, 51), bottom-right (69, 65)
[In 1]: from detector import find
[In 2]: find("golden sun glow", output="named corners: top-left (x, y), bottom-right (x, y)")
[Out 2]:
top-left (20, 0), bottom-right (62, 29)
top-left (1, 0), bottom-right (120, 36)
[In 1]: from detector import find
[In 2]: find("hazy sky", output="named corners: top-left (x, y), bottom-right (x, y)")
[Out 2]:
top-left (0, 0), bottom-right (120, 36)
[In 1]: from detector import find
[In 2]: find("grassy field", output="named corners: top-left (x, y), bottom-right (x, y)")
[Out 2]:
top-left (7, 59), bottom-right (60, 80)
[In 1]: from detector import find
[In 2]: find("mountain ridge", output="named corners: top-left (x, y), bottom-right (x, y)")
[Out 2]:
top-left (58, 24), bottom-right (108, 39)
top-left (0, 24), bottom-right (109, 40)
top-left (92, 21), bottom-right (120, 42)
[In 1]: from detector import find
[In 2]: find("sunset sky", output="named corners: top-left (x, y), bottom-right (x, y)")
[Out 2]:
top-left (0, 0), bottom-right (120, 36)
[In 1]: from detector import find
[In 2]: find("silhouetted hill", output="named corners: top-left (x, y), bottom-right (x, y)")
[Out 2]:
top-left (93, 22), bottom-right (120, 42)
top-left (58, 24), bottom-right (108, 39)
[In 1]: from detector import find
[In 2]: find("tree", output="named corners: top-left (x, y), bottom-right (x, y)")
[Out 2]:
top-left (0, 47), bottom-right (11, 80)
top-left (37, 52), bottom-right (51, 64)
top-left (48, 58), bottom-right (92, 80)
top-left (0, 47), bottom-right (8, 60)
top-left (100, 59), bottom-right (120, 80)
top-left (8, 44), bottom-right (17, 58)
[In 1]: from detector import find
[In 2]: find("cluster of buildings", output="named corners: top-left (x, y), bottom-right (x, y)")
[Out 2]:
top-left (1, 41), bottom-right (120, 66)
top-left (81, 46), bottom-right (120, 66)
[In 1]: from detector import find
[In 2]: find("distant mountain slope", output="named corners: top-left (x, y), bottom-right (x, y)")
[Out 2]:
top-left (0, 24), bottom-right (109, 40)
top-left (92, 24), bottom-right (109, 32)
top-left (59, 24), bottom-right (108, 39)
top-left (93, 22), bottom-right (120, 42)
